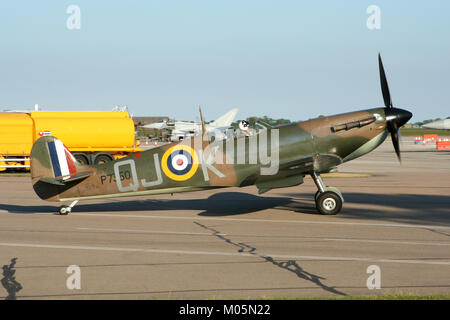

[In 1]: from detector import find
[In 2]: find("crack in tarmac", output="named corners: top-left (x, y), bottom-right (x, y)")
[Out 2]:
top-left (193, 221), bottom-right (346, 296)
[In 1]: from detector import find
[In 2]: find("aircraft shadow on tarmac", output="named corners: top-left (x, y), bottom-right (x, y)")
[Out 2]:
top-left (281, 192), bottom-right (450, 227)
top-left (0, 192), bottom-right (291, 217)
top-left (1, 191), bottom-right (449, 227)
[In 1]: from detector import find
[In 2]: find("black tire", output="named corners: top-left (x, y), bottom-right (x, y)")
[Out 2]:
top-left (73, 153), bottom-right (90, 165)
top-left (315, 191), bottom-right (342, 215)
top-left (58, 205), bottom-right (70, 215)
top-left (323, 186), bottom-right (344, 203)
top-left (93, 153), bottom-right (113, 165)
top-left (315, 188), bottom-right (343, 202)
top-left (314, 190), bottom-right (321, 202)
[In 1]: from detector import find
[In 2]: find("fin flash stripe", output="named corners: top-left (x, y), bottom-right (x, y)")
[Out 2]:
top-left (47, 140), bottom-right (77, 178)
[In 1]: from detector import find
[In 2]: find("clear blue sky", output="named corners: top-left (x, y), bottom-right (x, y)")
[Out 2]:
top-left (0, 1), bottom-right (448, 122)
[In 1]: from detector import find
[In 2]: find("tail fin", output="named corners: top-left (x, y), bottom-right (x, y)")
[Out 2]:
top-left (30, 136), bottom-right (90, 185)
top-left (209, 108), bottom-right (238, 127)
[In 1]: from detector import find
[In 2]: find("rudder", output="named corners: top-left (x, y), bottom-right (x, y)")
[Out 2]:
top-left (30, 136), bottom-right (90, 185)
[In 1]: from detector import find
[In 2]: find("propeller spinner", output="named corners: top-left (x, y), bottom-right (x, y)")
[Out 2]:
top-left (378, 53), bottom-right (413, 162)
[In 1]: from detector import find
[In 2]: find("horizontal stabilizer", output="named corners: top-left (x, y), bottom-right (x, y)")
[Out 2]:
top-left (39, 172), bottom-right (90, 185)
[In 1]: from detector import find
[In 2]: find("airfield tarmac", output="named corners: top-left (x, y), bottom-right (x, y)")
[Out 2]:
top-left (0, 137), bottom-right (449, 299)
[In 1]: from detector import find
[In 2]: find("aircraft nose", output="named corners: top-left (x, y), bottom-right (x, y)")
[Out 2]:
top-left (385, 107), bottom-right (413, 128)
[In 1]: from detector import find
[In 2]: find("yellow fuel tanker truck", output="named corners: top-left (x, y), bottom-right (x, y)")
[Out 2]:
top-left (0, 111), bottom-right (142, 171)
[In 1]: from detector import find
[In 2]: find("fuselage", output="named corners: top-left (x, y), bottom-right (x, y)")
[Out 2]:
top-left (32, 107), bottom-right (389, 202)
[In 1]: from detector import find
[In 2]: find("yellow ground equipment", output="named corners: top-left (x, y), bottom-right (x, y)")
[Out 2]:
top-left (0, 111), bottom-right (141, 171)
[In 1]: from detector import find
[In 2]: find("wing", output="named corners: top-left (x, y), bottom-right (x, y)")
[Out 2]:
top-left (279, 153), bottom-right (343, 174)
top-left (254, 153), bottom-right (342, 194)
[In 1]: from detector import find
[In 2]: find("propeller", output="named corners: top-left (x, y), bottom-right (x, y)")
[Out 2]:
top-left (378, 53), bottom-right (413, 162)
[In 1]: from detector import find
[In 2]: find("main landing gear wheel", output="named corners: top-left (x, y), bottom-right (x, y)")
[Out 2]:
top-left (315, 191), bottom-right (342, 215)
top-left (315, 187), bottom-right (343, 202)
top-left (310, 172), bottom-right (344, 215)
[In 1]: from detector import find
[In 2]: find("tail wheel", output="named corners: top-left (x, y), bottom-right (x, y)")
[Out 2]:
top-left (315, 191), bottom-right (342, 215)
top-left (58, 205), bottom-right (70, 215)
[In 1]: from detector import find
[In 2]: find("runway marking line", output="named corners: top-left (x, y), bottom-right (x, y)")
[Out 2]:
top-left (319, 238), bottom-right (450, 247)
top-left (77, 227), bottom-right (227, 236)
top-left (76, 227), bottom-right (450, 247)
top-left (0, 242), bottom-right (449, 266)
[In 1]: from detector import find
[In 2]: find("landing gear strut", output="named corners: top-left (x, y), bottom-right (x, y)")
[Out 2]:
top-left (310, 172), bottom-right (343, 215)
top-left (58, 200), bottom-right (79, 215)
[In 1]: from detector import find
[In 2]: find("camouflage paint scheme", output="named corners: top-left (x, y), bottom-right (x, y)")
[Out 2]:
top-left (30, 107), bottom-right (388, 203)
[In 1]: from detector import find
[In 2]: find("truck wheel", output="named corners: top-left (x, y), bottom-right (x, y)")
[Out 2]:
top-left (93, 153), bottom-right (113, 165)
top-left (73, 153), bottom-right (90, 165)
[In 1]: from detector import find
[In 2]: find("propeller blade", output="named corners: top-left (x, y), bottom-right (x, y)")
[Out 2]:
top-left (390, 122), bottom-right (401, 162)
top-left (378, 54), bottom-right (412, 163)
top-left (378, 53), bottom-right (393, 108)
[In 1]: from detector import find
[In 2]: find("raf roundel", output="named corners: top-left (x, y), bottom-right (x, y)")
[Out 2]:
top-left (161, 145), bottom-right (199, 181)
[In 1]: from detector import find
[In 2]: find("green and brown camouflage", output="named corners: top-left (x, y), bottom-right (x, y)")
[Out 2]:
top-left (31, 107), bottom-right (398, 201)
top-left (29, 55), bottom-right (413, 214)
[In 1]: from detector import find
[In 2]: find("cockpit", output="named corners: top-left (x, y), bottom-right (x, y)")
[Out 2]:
top-left (208, 120), bottom-right (270, 143)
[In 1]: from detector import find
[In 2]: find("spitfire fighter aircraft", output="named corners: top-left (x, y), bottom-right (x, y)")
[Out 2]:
top-left (30, 55), bottom-right (412, 215)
